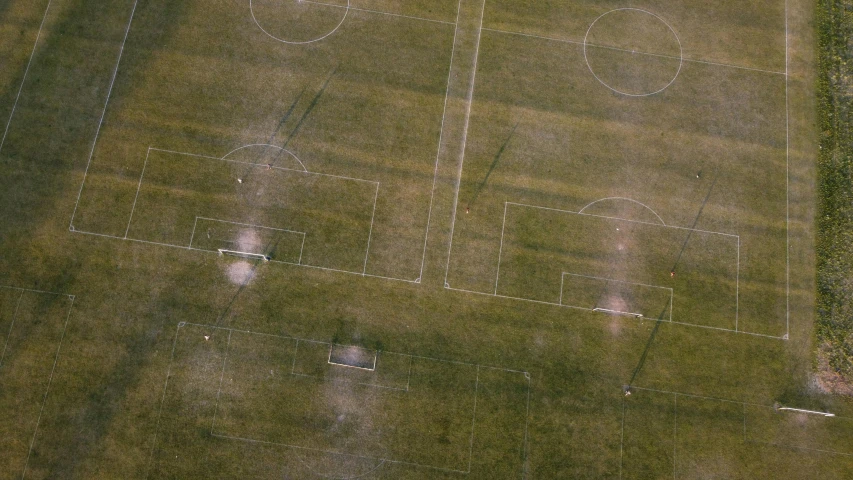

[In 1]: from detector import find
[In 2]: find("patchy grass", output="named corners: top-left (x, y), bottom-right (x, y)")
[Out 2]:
top-left (815, 0), bottom-right (853, 394)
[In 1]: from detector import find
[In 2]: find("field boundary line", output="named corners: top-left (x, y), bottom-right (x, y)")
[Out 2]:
top-left (480, 27), bottom-right (787, 77)
top-left (419, 0), bottom-right (464, 283)
top-left (21, 294), bottom-right (75, 479)
top-left (0, 291), bottom-right (24, 370)
top-left (444, 0), bottom-right (488, 286)
top-left (0, 0), bottom-right (53, 155)
top-left (70, 0), bottom-right (139, 228)
top-left (302, 0), bottom-right (456, 26)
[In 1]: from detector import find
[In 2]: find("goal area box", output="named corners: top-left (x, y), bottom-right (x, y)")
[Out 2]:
top-left (190, 217), bottom-right (305, 265)
top-left (498, 204), bottom-right (738, 329)
top-left (561, 273), bottom-right (672, 320)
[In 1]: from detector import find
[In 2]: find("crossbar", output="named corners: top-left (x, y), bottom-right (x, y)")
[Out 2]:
top-left (593, 308), bottom-right (643, 318)
top-left (217, 249), bottom-right (270, 262)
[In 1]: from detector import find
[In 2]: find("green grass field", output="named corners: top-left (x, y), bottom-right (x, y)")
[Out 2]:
top-left (0, 0), bottom-right (849, 478)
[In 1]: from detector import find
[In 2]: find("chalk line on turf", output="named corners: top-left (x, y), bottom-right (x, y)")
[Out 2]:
top-left (0, 0), bottom-right (53, 155)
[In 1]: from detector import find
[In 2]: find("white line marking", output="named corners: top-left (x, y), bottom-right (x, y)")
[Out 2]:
top-left (593, 308), bottom-right (643, 318)
top-left (445, 284), bottom-right (784, 339)
top-left (0, 0), bottom-right (53, 155)
top-left (195, 217), bottom-right (305, 236)
top-left (125, 146), bottom-right (151, 238)
top-left (289, 371), bottom-right (410, 392)
top-left (188, 217), bottom-right (200, 248)
top-left (0, 286), bottom-right (73, 297)
top-left (213, 432), bottom-right (471, 474)
top-left (507, 201), bottom-right (739, 238)
top-left (444, 0), bottom-right (488, 285)
top-left (210, 329), bottom-right (232, 433)
top-left (405, 355), bottom-right (413, 392)
top-left (363, 183), bottom-right (380, 275)
top-left (784, 0), bottom-right (790, 340)
top-left (619, 396), bottom-right (625, 480)
top-left (481, 27), bottom-right (788, 77)
top-left (249, 0), bottom-right (349, 45)
top-left (562, 273), bottom-right (674, 320)
top-left (418, 0), bottom-right (464, 282)
top-left (467, 365), bottom-right (480, 473)
top-left (578, 197), bottom-right (666, 225)
top-left (221, 144), bottom-right (307, 172)
top-left (302, 0), bottom-right (455, 26)
top-left (0, 291), bottom-right (24, 370)
top-left (150, 322), bottom-right (529, 476)
top-left (494, 201), bottom-right (508, 294)
top-left (673, 393), bottom-right (677, 479)
top-left (290, 339), bottom-right (299, 375)
top-left (583, 9), bottom-right (682, 97)
top-left (521, 372), bottom-right (531, 479)
top-left (179, 321), bottom-right (529, 373)
top-left (148, 147), bottom-right (378, 185)
top-left (21, 295), bottom-right (75, 479)
top-left (736, 236), bottom-right (740, 331)
top-left (145, 322), bottom-right (182, 479)
top-left (70, 0), bottom-right (139, 228)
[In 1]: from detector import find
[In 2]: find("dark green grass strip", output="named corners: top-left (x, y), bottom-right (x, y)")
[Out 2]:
top-left (816, 0), bottom-right (853, 386)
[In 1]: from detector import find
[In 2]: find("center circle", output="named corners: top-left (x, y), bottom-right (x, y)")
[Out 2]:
top-left (583, 8), bottom-right (682, 97)
top-left (250, 0), bottom-right (350, 45)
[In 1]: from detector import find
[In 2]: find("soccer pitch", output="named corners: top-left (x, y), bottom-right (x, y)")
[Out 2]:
top-left (0, 0), bottom-right (851, 478)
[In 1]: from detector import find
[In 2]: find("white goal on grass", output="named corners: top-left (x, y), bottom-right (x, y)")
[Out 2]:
top-left (593, 307), bottom-right (643, 319)
top-left (218, 249), bottom-right (270, 262)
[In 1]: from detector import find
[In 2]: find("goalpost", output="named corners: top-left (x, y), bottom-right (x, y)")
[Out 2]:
top-left (217, 249), bottom-right (270, 262)
top-left (593, 307), bottom-right (643, 319)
